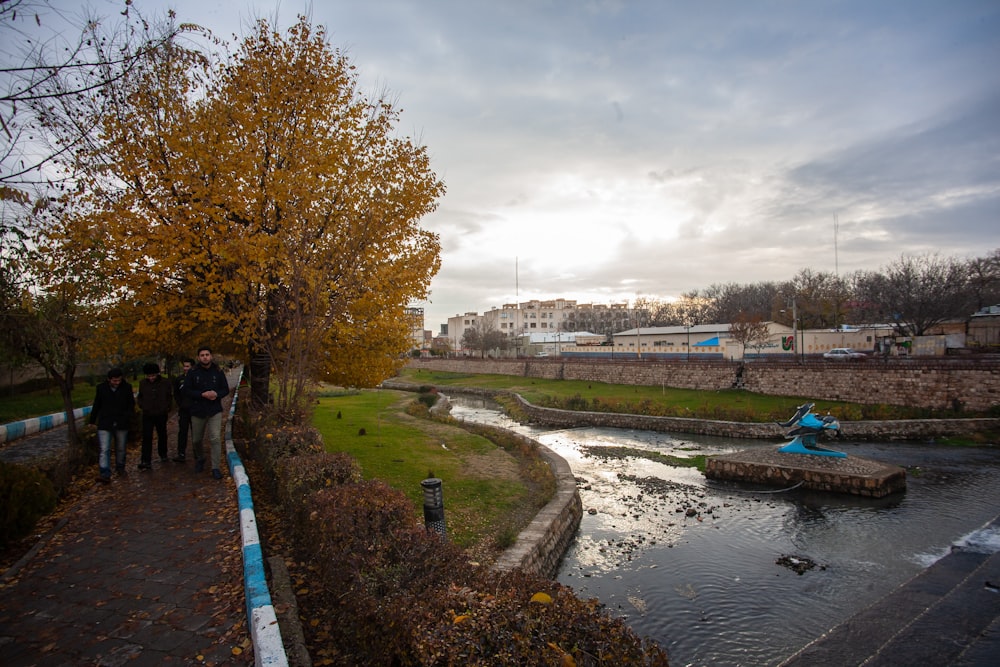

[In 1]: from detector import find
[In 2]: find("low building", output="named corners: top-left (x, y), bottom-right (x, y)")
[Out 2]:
top-left (968, 305), bottom-right (1000, 350)
top-left (518, 331), bottom-right (600, 357)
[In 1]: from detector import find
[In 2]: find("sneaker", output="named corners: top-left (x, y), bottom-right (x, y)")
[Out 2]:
top-left (98, 473), bottom-right (111, 484)
top-left (159, 456), bottom-right (169, 463)
top-left (115, 465), bottom-right (126, 475)
top-left (172, 455), bottom-right (186, 463)
top-left (195, 459), bottom-right (205, 473)
top-left (138, 462), bottom-right (152, 471)
top-left (212, 468), bottom-right (223, 480)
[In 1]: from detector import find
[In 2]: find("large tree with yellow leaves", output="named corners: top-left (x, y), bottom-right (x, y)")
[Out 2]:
top-left (40, 16), bottom-right (443, 412)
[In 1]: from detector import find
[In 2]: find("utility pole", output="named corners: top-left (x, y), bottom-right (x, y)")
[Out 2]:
top-left (793, 296), bottom-right (799, 362)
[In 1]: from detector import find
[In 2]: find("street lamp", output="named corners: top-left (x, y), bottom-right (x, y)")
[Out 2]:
top-left (685, 324), bottom-right (691, 361)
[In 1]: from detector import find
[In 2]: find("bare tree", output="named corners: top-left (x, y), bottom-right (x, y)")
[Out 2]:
top-left (851, 253), bottom-right (972, 336)
top-left (675, 292), bottom-right (715, 326)
top-left (728, 313), bottom-right (771, 359)
top-left (461, 319), bottom-right (508, 358)
top-left (964, 248), bottom-right (1000, 311)
top-left (1, 0), bottom-right (185, 189)
top-left (780, 269), bottom-right (850, 329)
top-left (702, 281), bottom-right (779, 323)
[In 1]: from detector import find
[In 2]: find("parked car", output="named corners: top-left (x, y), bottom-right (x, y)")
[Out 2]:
top-left (823, 347), bottom-right (867, 360)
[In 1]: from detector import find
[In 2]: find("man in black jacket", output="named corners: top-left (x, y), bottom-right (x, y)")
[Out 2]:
top-left (186, 347), bottom-right (230, 479)
top-left (89, 367), bottom-right (135, 483)
top-left (136, 362), bottom-right (172, 469)
top-left (171, 358), bottom-right (194, 462)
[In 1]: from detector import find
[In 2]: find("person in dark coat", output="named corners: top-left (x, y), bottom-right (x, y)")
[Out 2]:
top-left (136, 362), bottom-right (172, 469)
top-left (185, 347), bottom-right (230, 479)
top-left (171, 357), bottom-right (195, 462)
top-left (89, 367), bottom-right (135, 483)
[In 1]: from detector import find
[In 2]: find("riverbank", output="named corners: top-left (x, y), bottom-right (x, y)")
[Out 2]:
top-left (407, 356), bottom-right (1000, 412)
top-left (384, 378), bottom-right (1000, 441)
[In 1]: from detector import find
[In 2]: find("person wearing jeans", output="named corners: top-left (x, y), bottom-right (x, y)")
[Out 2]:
top-left (185, 347), bottom-right (230, 479)
top-left (89, 367), bottom-right (135, 483)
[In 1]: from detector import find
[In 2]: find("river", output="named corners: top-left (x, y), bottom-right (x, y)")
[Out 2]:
top-left (446, 394), bottom-right (1000, 667)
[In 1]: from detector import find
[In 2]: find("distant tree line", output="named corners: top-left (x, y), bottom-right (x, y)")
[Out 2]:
top-left (569, 249), bottom-right (1000, 338)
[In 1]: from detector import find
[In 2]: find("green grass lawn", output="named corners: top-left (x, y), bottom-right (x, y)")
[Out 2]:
top-left (398, 367), bottom-right (865, 421)
top-left (0, 383), bottom-right (96, 424)
top-left (311, 387), bottom-right (539, 551)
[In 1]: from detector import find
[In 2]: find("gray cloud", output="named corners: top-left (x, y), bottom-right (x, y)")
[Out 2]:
top-left (106, 0), bottom-right (1000, 327)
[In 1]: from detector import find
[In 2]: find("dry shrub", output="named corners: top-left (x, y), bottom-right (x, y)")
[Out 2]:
top-left (256, 423), bottom-right (324, 470)
top-left (274, 451), bottom-right (361, 537)
top-left (297, 477), bottom-right (670, 666)
top-left (0, 461), bottom-right (57, 548)
top-left (412, 568), bottom-right (670, 666)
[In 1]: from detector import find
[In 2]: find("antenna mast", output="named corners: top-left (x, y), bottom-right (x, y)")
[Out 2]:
top-left (834, 213), bottom-right (840, 277)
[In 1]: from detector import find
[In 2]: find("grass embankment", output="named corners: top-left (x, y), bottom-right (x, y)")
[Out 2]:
top-left (399, 367), bottom-right (867, 421)
top-left (311, 387), bottom-right (543, 555)
top-left (397, 367), bottom-right (990, 423)
top-left (0, 384), bottom-right (95, 424)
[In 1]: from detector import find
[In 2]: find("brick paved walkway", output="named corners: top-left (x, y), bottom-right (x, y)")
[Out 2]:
top-left (0, 374), bottom-right (251, 666)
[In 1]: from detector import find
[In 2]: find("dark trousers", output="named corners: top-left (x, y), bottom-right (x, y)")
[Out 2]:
top-left (176, 408), bottom-right (192, 457)
top-left (141, 413), bottom-right (169, 462)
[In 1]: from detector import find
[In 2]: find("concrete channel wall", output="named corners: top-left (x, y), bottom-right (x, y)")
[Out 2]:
top-left (491, 431), bottom-right (582, 578)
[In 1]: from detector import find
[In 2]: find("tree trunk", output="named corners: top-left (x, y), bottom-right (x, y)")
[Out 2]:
top-left (54, 366), bottom-right (83, 468)
top-left (59, 370), bottom-right (86, 470)
top-left (249, 349), bottom-right (271, 410)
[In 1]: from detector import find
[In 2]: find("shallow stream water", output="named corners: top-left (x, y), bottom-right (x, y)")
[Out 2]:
top-left (447, 394), bottom-right (1000, 667)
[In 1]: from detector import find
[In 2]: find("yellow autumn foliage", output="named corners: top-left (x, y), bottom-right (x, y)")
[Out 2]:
top-left (43, 15), bottom-right (442, 408)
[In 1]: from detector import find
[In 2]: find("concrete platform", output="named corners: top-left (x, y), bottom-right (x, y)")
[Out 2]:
top-left (779, 515), bottom-right (1000, 667)
top-left (705, 446), bottom-right (907, 497)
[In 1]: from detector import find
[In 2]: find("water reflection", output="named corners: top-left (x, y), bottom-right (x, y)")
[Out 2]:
top-left (446, 393), bottom-right (1000, 667)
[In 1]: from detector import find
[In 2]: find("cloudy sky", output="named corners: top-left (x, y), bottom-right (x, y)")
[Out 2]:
top-left (44, 1), bottom-right (1000, 329)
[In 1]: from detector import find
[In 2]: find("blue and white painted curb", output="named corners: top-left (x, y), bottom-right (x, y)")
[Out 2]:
top-left (0, 406), bottom-right (92, 445)
top-left (225, 373), bottom-right (289, 667)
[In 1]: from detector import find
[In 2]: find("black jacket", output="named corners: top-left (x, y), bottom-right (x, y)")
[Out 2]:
top-left (173, 373), bottom-right (193, 410)
top-left (185, 363), bottom-right (229, 418)
top-left (89, 380), bottom-right (136, 431)
top-left (137, 376), bottom-right (172, 416)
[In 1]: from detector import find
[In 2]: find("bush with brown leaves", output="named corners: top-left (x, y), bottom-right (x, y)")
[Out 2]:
top-left (296, 476), bottom-right (669, 666)
top-left (0, 461), bottom-right (58, 547)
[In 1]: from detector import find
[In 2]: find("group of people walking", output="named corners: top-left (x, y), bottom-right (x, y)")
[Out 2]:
top-left (88, 346), bottom-right (230, 483)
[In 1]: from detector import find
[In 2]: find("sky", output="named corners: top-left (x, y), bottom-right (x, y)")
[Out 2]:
top-left (38, 1), bottom-right (1000, 331)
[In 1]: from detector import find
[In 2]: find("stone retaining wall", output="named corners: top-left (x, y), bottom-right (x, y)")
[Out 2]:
top-left (409, 358), bottom-right (1000, 412)
top-left (491, 433), bottom-right (582, 578)
top-left (398, 381), bottom-right (999, 442)
top-left (705, 449), bottom-right (908, 497)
